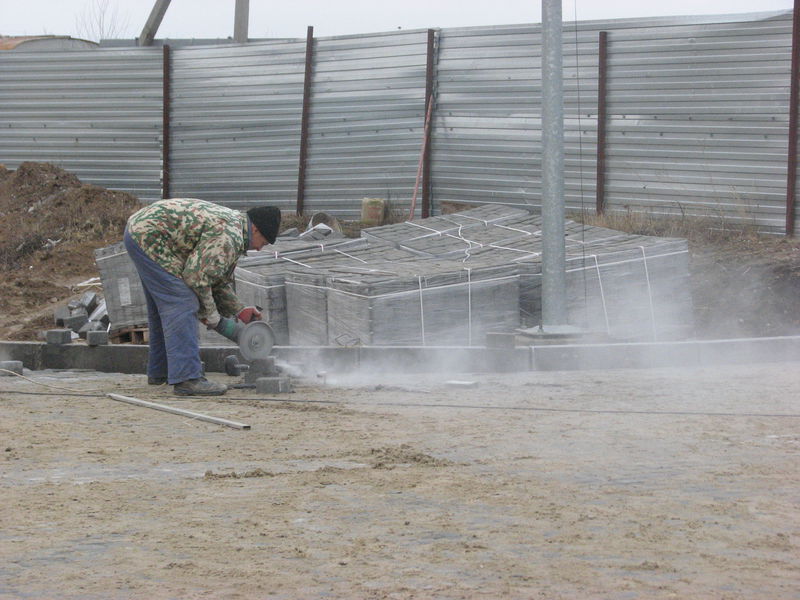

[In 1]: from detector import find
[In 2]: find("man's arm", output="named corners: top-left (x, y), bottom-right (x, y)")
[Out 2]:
top-left (212, 280), bottom-right (245, 318)
top-left (182, 233), bottom-right (241, 324)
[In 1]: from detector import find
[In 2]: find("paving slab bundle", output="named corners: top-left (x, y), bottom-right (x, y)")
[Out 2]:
top-left (236, 244), bottom-right (421, 345)
top-left (358, 208), bottom-right (693, 341)
top-left (285, 260), bottom-right (520, 346)
top-left (360, 205), bottom-right (530, 249)
top-left (94, 242), bottom-right (149, 332)
top-left (465, 229), bottom-right (693, 340)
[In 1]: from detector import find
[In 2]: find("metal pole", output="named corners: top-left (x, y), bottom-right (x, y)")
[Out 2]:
top-left (234, 0), bottom-right (250, 43)
top-left (786, 0), bottom-right (799, 236)
top-left (161, 44), bottom-right (171, 199)
top-left (596, 31), bottom-right (608, 216)
top-left (540, 0), bottom-right (567, 328)
top-left (138, 0), bottom-right (172, 46)
top-left (422, 29), bottom-right (436, 218)
top-left (107, 393), bottom-right (250, 430)
top-left (296, 26), bottom-right (315, 215)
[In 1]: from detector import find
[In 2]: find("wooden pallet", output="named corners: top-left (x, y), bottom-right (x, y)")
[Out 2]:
top-left (110, 326), bottom-right (149, 345)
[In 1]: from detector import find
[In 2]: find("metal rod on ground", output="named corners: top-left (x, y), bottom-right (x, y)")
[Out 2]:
top-left (107, 393), bottom-right (250, 430)
top-left (540, 0), bottom-right (568, 328)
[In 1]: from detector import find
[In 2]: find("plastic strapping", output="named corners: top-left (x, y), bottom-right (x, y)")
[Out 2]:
top-left (279, 256), bottom-right (313, 269)
top-left (418, 275), bottom-right (426, 346)
top-left (407, 222), bottom-right (445, 236)
top-left (465, 268), bottom-right (473, 345)
top-left (333, 249), bottom-right (369, 263)
top-left (285, 274), bottom-right (518, 300)
top-left (453, 214), bottom-right (491, 225)
top-left (639, 246), bottom-right (658, 341)
top-left (238, 281), bottom-right (285, 291)
top-left (591, 255), bottom-right (611, 334)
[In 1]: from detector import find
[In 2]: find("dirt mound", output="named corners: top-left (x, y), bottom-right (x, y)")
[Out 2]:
top-left (0, 162), bottom-right (141, 340)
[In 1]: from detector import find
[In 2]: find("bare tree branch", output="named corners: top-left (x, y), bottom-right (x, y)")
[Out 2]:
top-left (74, 0), bottom-right (131, 42)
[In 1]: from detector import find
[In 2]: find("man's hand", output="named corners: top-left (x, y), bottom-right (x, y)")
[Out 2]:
top-left (237, 306), bottom-right (262, 324)
top-left (201, 313), bottom-right (221, 329)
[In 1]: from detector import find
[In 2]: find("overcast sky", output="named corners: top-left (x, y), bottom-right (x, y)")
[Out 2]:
top-left (2, 0), bottom-right (794, 41)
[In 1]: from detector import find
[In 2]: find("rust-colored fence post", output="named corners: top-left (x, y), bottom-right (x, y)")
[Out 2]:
top-left (296, 26), bottom-right (314, 216)
top-left (786, 1), bottom-right (799, 236)
top-left (422, 28), bottom-right (436, 218)
top-left (595, 31), bottom-right (608, 215)
top-left (162, 44), bottom-right (171, 199)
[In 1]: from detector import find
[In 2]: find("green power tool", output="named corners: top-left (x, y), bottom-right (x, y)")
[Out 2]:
top-left (214, 318), bottom-right (276, 361)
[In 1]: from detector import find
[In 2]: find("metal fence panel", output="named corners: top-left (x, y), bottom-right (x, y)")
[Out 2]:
top-left (170, 40), bottom-right (307, 210)
top-left (432, 23), bottom-right (601, 214)
top-left (0, 48), bottom-right (163, 201)
top-left (302, 30), bottom-right (429, 219)
top-left (432, 12), bottom-right (794, 233)
top-left (603, 13), bottom-right (792, 232)
top-left (0, 12), bottom-right (796, 232)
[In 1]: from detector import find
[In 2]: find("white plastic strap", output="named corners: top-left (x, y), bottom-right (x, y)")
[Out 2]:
top-left (333, 249), bottom-right (369, 263)
top-left (418, 275), bottom-right (426, 346)
top-left (564, 249), bottom-right (687, 272)
top-left (591, 255), bottom-right (611, 334)
top-left (406, 222), bottom-right (445, 236)
top-left (639, 246), bottom-right (658, 341)
top-left (495, 224), bottom-right (535, 236)
top-left (452, 214), bottom-right (490, 225)
top-left (239, 281), bottom-right (285, 290)
top-left (465, 268), bottom-right (473, 345)
top-left (285, 274), bottom-right (518, 300)
top-left (279, 256), bottom-right (313, 269)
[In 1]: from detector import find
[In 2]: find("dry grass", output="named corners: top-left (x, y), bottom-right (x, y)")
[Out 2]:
top-left (569, 208), bottom-right (799, 259)
top-left (282, 200), bottom-right (407, 239)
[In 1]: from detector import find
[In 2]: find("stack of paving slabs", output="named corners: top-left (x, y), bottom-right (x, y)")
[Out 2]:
top-left (361, 207), bottom-right (693, 342)
top-left (459, 222), bottom-right (693, 340)
top-left (360, 204), bottom-right (530, 251)
top-left (286, 259), bottom-right (520, 346)
top-left (235, 243), bottom-right (416, 346)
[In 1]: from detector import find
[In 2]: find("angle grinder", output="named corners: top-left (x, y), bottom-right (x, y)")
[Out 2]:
top-left (214, 317), bottom-right (275, 361)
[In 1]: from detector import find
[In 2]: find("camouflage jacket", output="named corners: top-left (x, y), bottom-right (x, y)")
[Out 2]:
top-left (126, 198), bottom-right (249, 323)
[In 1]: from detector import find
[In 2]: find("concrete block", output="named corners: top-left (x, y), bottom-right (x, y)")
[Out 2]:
top-left (485, 332), bottom-right (516, 348)
top-left (0, 360), bottom-right (23, 376)
top-left (244, 357), bottom-right (277, 383)
top-left (79, 291), bottom-right (98, 313)
top-left (255, 377), bottom-right (292, 394)
top-left (46, 329), bottom-right (73, 345)
top-left (63, 313), bottom-right (89, 333)
top-left (86, 330), bottom-right (109, 346)
top-left (53, 305), bottom-right (71, 326)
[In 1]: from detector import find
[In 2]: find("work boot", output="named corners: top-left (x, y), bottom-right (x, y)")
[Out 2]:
top-left (173, 377), bottom-right (227, 396)
top-left (148, 376), bottom-right (167, 385)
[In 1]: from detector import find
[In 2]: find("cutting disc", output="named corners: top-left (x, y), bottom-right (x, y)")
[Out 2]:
top-left (238, 321), bottom-right (275, 361)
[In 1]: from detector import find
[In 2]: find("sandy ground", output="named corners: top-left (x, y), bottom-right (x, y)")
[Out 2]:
top-left (1, 363), bottom-right (798, 599)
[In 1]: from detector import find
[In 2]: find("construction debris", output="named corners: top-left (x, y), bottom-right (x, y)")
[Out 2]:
top-left (53, 289), bottom-right (108, 339)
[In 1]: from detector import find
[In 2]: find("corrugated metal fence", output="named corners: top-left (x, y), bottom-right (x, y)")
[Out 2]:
top-left (0, 48), bottom-right (163, 200)
top-left (0, 11), bottom-right (796, 234)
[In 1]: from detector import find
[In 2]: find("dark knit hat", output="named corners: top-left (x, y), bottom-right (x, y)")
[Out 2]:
top-left (247, 206), bottom-right (281, 245)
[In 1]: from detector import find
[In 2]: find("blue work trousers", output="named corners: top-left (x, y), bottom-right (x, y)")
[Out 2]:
top-left (123, 229), bottom-right (203, 384)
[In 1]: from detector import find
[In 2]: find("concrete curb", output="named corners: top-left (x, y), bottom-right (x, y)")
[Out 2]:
top-left (1, 336), bottom-right (798, 375)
